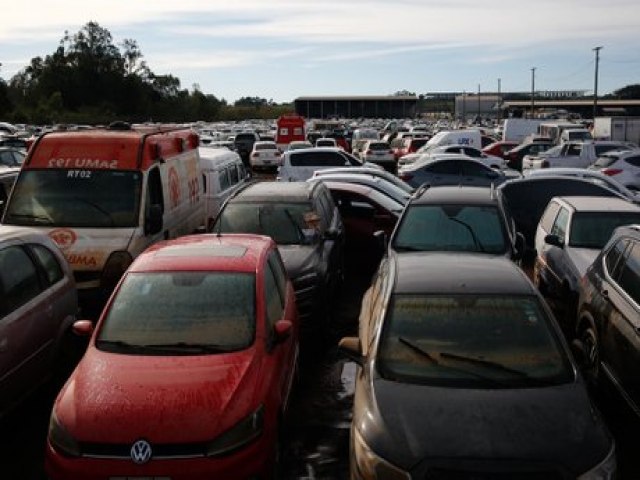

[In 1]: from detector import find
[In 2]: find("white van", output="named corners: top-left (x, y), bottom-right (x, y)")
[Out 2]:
top-left (198, 146), bottom-right (248, 229)
top-left (425, 129), bottom-right (482, 149)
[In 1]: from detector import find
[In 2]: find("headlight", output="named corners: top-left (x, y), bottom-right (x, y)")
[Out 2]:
top-left (205, 405), bottom-right (264, 457)
top-left (48, 411), bottom-right (81, 457)
top-left (353, 428), bottom-right (409, 480)
top-left (578, 442), bottom-right (616, 480)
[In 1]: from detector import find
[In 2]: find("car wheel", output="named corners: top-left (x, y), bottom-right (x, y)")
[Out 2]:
top-left (578, 322), bottom-right (600, 385)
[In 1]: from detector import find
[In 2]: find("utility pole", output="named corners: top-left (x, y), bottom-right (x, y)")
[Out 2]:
top-left (477, 84), bottom-right (481, 122)
top-left (497, 78), bottom-right (502, 121)
top-left (462, 90), bottom-right (466, 123)
top-left (530, 68), bottom-right (536, 118)
top-left (593, 46), bottom-right (603, 119)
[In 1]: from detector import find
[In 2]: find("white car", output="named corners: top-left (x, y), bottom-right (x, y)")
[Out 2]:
top-left (589, 149), bottom-right (640, 192)
top-left (249, 140), bottom-right (282, 170)
top-left (358, 140), bottom-right (395, 171)
top-left (277, 147), bottom-right (381, 182)
top-left (421, 145), bottom-right (506, 168)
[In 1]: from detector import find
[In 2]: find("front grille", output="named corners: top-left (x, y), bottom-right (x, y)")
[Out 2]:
top-left (426, 468), bottom-right (565, 480)
top-left (80, 441), bottom-right (207, 460)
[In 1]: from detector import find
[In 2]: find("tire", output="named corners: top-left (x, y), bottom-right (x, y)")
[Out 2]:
top-left (578, 321), bottom-right (600, 385)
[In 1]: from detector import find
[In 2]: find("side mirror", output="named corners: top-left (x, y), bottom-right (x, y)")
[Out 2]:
top-left (145, 204), bottom-right (163, 235)
top-left (274, 320), bottom-right (293, 343)
top-left (544, 234), bottom-right (564, 248)
top-left (338, 337), bottom-right (364, 366)
top-left (72, 320), bottom-right (94, 337)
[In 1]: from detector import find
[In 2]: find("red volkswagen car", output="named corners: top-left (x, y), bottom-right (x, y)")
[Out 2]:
top-left (45, 234), bottom-right (299, 480)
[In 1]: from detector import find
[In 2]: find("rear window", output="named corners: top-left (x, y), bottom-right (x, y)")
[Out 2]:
top-left (368, 142), bottom-right (389, 151)
top-left (593, 155), bottom-right (618, 168)
top-left (290, 151), bottom-right (347, 167)
top-left (235, 133), bottom-right (256, 142)
top-left (255, 143), bottom-right (276, 150)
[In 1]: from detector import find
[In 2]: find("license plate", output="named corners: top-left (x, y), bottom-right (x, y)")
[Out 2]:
top-left (263, 160), bottom-right (271, 164)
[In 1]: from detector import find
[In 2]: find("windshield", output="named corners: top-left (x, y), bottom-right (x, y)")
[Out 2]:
top-left (569, 212), bottom-right (640, 249)
top-left (377, 295), bottom-right (573, 388)
top-left (96, 272), bottom-right (255, 355)
top-left (4, 169), bottom-right (141, 228)
top-left (216, 202), bottom-right (317, 245)
top-left (392, 204), bottom-right (507, 254)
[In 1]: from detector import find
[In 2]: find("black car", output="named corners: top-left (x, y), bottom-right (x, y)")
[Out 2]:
top-left (339, 253), bottom-right (615, 479)
top-left (575, 224), bottom-right (640, 415)
top-left (212, 181), bottom-right (344, 331)
top-left (389, 185), bottom-right (524, 261)
top-left (233, 131), bottom-right (260, 168)
top-left (497, 176), bottom-right (628, 262)
top-left (505, 141), bottom-right (554, 171)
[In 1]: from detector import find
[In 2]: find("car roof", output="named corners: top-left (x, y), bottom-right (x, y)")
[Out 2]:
top-left (554, 196), bottom-right (640, 212)
top-left (130, 234), bottom-right (274, 273)
top-left (392, 253), bottom-right (533, 295)
top-left (230, 181), bottom-right (317, 202)
top-left (411, 185), bottom-right (497, 205)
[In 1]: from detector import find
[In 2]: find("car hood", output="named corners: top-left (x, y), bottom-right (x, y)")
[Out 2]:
top-left (56, 346), bottom-right (261, 444)
top-left (278, 244), bottom-right (320, 280)
top-left (566, 247), bottom-right (599, 278)
top-left (359, 378), bottom-right (611, 474)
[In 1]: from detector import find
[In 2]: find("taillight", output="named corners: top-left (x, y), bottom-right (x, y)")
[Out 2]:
top-left (399, 173), bottom-right (413, 182)
top-left (602, 168), bottom-right (623, 176)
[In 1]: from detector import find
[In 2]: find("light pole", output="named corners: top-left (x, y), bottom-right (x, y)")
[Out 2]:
top-left (530, 67), bottom-right (536, 118)
top-left (497, 78), bottom-right (502, 121)
top-left (462, 90), bottom-right (466, 123)
top-left (593, 46), bottom-right (603, 119)
top-left (477, 84), bottom-right (481, 122)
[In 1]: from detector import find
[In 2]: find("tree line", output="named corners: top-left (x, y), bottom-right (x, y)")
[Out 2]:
top-left (0, 22), bottom-right (293, 125)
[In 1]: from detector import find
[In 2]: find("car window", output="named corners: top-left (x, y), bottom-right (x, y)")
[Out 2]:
top-left (0, 245), bottom-right (43, 316)
top-left (268, 251), bottom-right (287, 301)
top-left (624, 155), bottom-right (640, 168)
top-left (97, 272), bottom-right (256, 353)
top-left (228, 165), bottom-right (239, 185)
top-left (593, 155), bottom-right (618, 168)
top-left (605, 238), bottom-right (629, 280)
top-left (617, 242), bottom-right (640, 306)
top-left (219, 168), bottom-right (231, 191)
top-left (569, 212), bottom-right (640, 249)
top-left (462, 147), bottom-right (481, 157)
top-left (550, 208), bottom-right (569, 239)
top-left (290, 151), bottom-right (347, 167)
top-left (264, 261), bottom-right (284, 329)
top-left (0, 151), bottom-right (18, 167)
top-left (217, 202), bottom-right (315, 245)
top-left (377, 294), bottom-right (573, 388)
top-left (315, 190), bottom-right (334, 231)
top-left (540, 201), bottom-right (561, 233)
top-left (393, 204), bottom-right (507, 254)
top-left (30, 244), bottom-right (64, 286)
top-left (428, 161), bottom-right (459, 175)
top-left (566, 144), bottom-right (582, 156)
top-left (461, 161), bottom-right (490, 177)
top-left (595, 145), bottom-right (624, 156)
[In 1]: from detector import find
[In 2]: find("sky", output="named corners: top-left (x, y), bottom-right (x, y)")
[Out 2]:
top-left (1, 0), bottom-right (640, 104)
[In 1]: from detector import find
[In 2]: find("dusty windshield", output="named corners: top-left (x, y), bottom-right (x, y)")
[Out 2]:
top-left (377, 295), bottom-right (573, 388)
top-left (215, 202), bottom-right (319, 245)
top-left (96, 272), bottom-right (255, 355)
top-left (4, 169), bottom-right (141, 228)
top-left (392, 204), bottom-right (507, 254)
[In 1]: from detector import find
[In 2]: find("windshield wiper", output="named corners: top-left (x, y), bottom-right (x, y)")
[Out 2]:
top-left (5, 213), bottom-right (53, 224)
top-left (141, 342), bottom-right (236, 353)
top-left (448, 217), bottom-right (486, 252)
top-left (397, 336), bottom-right (507, 386)
top-left (439, 351), bottom-right (531, 379)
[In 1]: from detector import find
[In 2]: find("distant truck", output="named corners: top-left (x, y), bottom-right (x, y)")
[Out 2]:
top-left (501, 118), bottom-right (545, 143)
top-left (275, 114), bottom-right (306, 151)
top-left (593, 116), bottom-right (640, 146)
top-left (523, 140), bottom-right (634, 170)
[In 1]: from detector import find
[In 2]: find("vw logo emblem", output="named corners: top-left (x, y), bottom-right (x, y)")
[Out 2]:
top-left (130, 439), bottom-right (152, 464)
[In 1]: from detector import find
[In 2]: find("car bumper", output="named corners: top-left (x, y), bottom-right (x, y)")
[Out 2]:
top-left (45, 432), bottom-right (274, 480)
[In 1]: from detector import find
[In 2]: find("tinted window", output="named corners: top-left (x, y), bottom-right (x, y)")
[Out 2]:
top-left (30, 244), bottom-right (64, 286)
top-left (427, 161), bottom-right (459, 175)
top-left (605, 239), bottom-right (628, 280)
top-left (461, 161), bottom-right (490, 177)
top-left (228, 165), bottom-right (239, 185)
top-left (462, 147), bottom-right (481, 157)
top-left (624, 156), bottom-right (640, 168)
top-left (595, 145), bottom-right (624, 156)
top-left (368, 142), bottom-right (389, 151)
top-left (550, 208), bottom-right (569, 238)
top-left (594, 155), bottom-right (619, 168)
top-left (618, 242), bottom-right (640, 306)
top-left (393, 204), bottom-right (507, 254)
top-left (569, 212), bottom-right (640, 249)
top-left (377, 295), bottom-right (572, 388)
top-left (97, 272), bottom-right (255, 353)
top-left (0, 246), bottom-right (42, 315)
top-left (290, 151), bottom-right (347, 167)
top-left (219, 168), bottom-right (231, 191)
